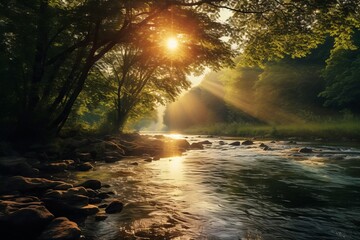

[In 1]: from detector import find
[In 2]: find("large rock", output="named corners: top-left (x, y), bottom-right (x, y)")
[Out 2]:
top-left (79, 179), bottom-right (101, 190)
top-left (242, 140), bottom-right (254, 145)
top-left (105, 200), bottom-right (124, 214)
top-left (0, 197), bottom-right (54, 240)
top-left (76, 162), bottom-right (93, 171)
top-left (0, 176), bottom-right (68, 193)
top-left (38, 217), bottom-right (81, 240)
top-left (190, 142), bottom-right (204, 149)
top-left (229, 141), bottom-right (240, 146)
top-left (173, 139), bottom-right (190, 149)
top-left (0, 157), bottom-right (39, 177)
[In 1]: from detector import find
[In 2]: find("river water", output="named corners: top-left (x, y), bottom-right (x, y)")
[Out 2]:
top-left (74, 135), bottom-right (360, 240)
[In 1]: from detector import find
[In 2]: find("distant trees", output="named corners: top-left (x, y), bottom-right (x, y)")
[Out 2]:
top-left (320, 33), bottom-right (360, 112)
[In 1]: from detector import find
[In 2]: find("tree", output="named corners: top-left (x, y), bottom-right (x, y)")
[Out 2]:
top-left (0, 0), bottom-right (232, 139)
top-left (320, 33), bottom-right (360, 113)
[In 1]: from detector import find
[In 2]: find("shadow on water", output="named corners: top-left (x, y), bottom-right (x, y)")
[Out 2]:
top-left (72, 136), bottom-right (360, 240)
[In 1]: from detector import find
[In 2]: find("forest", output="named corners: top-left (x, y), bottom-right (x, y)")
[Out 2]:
top-left (164, 35), bottom-right (360, 138)
top-left (1, 0), bottom-right (360, 142)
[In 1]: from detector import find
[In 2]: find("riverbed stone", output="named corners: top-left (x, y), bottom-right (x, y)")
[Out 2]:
top-left (76, 162), bottom-right (93, 171)
top-left (242, 140), bottom-right (254, 145)
top-left (79, 179), bottom-right (101, 190)
top-left (0, 176), bottom-right (68, 193)
top-left (0, 157), bottom-right (39, 177)
top-left (0, 197), bottom-right (54, 240)
top-left (38, 217), bottom-right (81, 240)
top-left (105, 200), bottom-right (123, 214)
top-left (229, 141), bottom-right (240, 146)
top-left (190, 142), bottom-right (204, 149)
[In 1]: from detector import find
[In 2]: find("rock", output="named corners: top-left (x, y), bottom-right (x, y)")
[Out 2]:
top-left (0, 157), bottom-right (39, 177)
top-left (41, 162), bottom-right (68, 173)
top-left (95, 213), bottom-right (108, 221)
top-left (0, 198), bottom-right (54, 239)
top-left (199, 140), bottom-right (212, 145)
top-left (0, 176), bottom-right (67, 193)
top-left (98, 204), bottom-right (108, 208)
top-left (229, 141), bottom-right (240, 146)
top-left (97, 192), bottom-right (110, 199)
top-left (89, 197), bottom-right (102, 204)
top-left (144, 158), bottom-right (152, 162)
top-left (219, 141), bottom-right (225, 145)
top-left (79, 180), bottom-right (101, 190)
top-left (173, 139), bottom-right (190, 149)
top-left (38, 217), bottom-right (81, 240)
top-left (190, 142), bottom-right (204, 149)
top-left (242, 140), bottom-right (253, 145)
top-left (85, 189), bottom-right (97, 198)
top-left (105, 200), bottom-right (123, 214)
top-left (44, 198), bottom-right (99, 216)
top-left (7, 205), bottom-right (54, 226)
top-left (130, 162), bottom-right (139, 166)
top-left (54, 183), bottom-right (73, 190)
top-left (259, 143), bottom-right (267, 148)
top-left (298, 147), bottom-right (313, 153)
top-left (76, 162), bottom-right (93, 171)
top-left (263, 145), bottom-right (271, 151)
top-left (66, 187), bottom-right (88, 196)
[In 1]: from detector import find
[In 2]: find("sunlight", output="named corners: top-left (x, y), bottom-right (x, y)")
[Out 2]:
top-left (166, 37), bottom-right (178, 51)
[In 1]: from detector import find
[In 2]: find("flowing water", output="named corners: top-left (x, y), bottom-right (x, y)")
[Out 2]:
top-left (73, 135), bottom-right (360, 240)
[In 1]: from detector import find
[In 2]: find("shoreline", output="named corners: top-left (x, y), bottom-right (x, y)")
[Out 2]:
top-left (0, 133), bottom-right (192, 240)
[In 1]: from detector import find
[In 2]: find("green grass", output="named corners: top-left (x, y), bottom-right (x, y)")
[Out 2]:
top-left (183, 121), bottom-right (360, 141)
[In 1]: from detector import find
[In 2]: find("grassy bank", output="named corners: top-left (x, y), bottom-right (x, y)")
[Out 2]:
top-left (183, 121), bottom-right (360, 141)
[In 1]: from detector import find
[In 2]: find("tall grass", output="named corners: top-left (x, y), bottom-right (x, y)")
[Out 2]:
top-left (183, 121), bottom-right (360, 140)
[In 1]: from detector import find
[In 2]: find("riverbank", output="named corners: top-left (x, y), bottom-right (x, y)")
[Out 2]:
top-left (183, 121), bottom-right (360, 141)
top-left (0, 133), bottom-right (193, 240)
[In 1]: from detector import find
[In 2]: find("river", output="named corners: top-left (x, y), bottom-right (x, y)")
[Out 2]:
top-left (72, 134), bottom-right (360, 240)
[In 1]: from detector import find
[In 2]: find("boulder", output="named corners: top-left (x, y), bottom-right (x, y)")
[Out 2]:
top-left (38, 217), bottom-right (81, 240)
top-left (199, 140), bottom-right (212, 145)
top-left (229, 141), bottom-right (240, 146)
top-left (76, 162), bottom-right (93, 171)
top-left (79, 180), bottom-right (101, 190)
top-left (190, 142), bottom-right (204, 149)
top-left (0, 176), bottom-right (67, 193)
top-left (173, 139), bottom-right (190, 149)
top-left (242, 140), bottom-right (254, 145)
top-left (0, 157), bottom-right (39, 177)
top-left (219, 141), bottom-right (226, 145)
top-left (259, 143), bottom-right (267, 148)
top-left (0, 198), bottom-right (54, 239)
top-left (105, 200), bottom-right (123, 214)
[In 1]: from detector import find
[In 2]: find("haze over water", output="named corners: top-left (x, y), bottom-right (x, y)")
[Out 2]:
top-left (76, 134), bottom-right (360, 240)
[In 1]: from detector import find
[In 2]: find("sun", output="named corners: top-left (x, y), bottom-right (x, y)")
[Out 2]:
top-left (166, 37), bottom-right (178, 50)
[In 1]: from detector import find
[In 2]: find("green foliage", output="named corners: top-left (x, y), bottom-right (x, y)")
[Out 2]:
top-left (320, 34), bottom-right (360, 112)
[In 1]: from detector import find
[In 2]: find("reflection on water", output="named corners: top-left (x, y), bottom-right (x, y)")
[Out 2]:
top-left (75, 135), bottom-right (360, 240)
